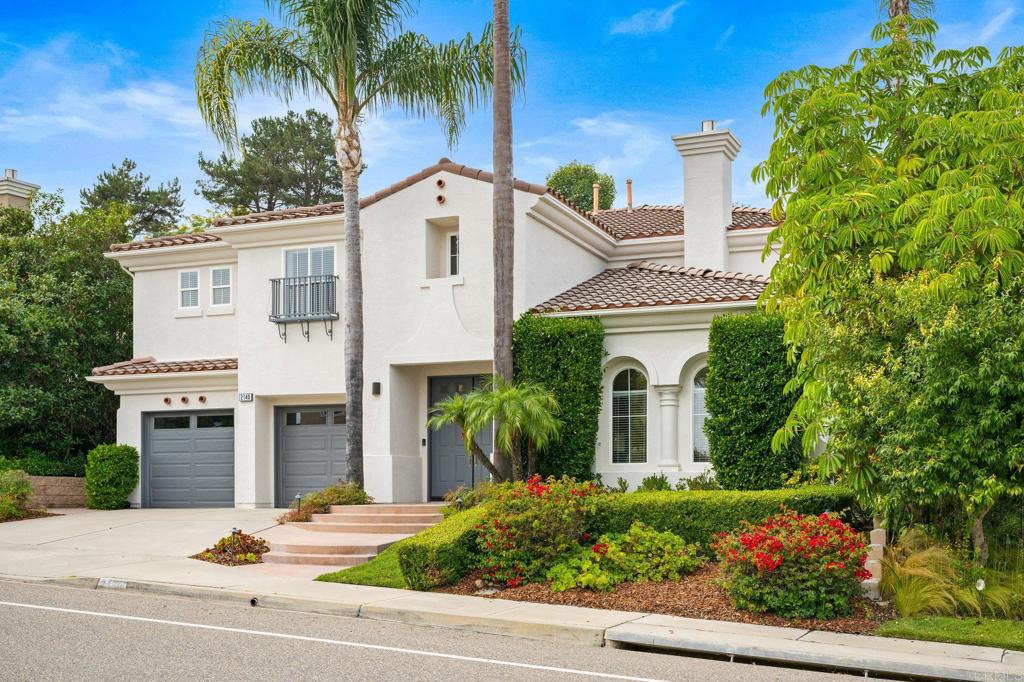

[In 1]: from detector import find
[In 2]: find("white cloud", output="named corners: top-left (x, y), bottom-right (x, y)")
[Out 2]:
top-left (715, 24), bottom-right (736, 51)
top-left (0, 36), bottom-right (203, 142)
top-left (978, 6), bottom-right (1016, 40)
top-left (610, 1), bottom-right (685, 36)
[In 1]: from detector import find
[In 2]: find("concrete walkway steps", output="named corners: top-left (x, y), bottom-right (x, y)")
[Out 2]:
top-left (261, 503), bottom-right (445, 568)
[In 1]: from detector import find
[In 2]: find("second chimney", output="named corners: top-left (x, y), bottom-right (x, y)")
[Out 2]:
top-left (626, 178), bottom-right (633, 212)
top-left (672, 121), bottom-right (740, 271)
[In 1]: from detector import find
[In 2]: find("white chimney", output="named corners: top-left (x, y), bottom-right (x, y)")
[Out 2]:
top-left (673, 121), bottom-right (740, 271)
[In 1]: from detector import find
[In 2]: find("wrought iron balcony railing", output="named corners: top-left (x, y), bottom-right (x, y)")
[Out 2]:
top-left (269, 274), bottom-right (339, 323)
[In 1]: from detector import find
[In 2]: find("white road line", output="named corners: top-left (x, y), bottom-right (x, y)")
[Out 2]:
top-left (0, 600), bottom-right (670, 682)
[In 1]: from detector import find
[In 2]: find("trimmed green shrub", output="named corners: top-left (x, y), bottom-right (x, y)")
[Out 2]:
top-left (638, 473), bottom-right (671, 492)
top-left (589, 486), bottom-right (856, 549)
top-left (397, 505), bottom-right (490, 590)
top-left (512, 314), bottom-right (604, 479)
top-left (0, 454), bottom-right (85, 477)
top-left (0, 469), bottom-right (34, 520)
top-left (85, 444), bottom-right (139, 509)
top-left (705, 313), bottom-right (803, 490)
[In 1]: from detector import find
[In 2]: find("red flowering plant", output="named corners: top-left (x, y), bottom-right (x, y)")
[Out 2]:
top-left (476, 475), bottom-right (602, 587)
top-left (713, 509), bottom-right (870, 619)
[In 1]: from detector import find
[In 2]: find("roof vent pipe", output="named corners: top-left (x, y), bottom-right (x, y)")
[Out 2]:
top-left (592, 182), bottom-right (600, 213)
top-left (626, 178), bottom-right (633, 212)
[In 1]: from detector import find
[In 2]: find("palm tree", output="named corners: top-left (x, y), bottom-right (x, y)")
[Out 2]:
top-left (195, 1), bottom-right (525, 486)
top-left (492, 0), bottom-right (515, 383)
top-left (426, 392), bottom-right (505, 483)
top-left (471, 376), bottom-right (559, 480)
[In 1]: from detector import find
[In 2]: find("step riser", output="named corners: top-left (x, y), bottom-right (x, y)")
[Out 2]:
top-left (313, 513), bottom-right (443, 524)
top-left (263, 552), bottom-right (374, 567)
top-left (267, 542), bottom-right (395, 555)
top-left (330, 504), bottom-right (444, 514)
top-left (288, 522), bottom-right (434, 534)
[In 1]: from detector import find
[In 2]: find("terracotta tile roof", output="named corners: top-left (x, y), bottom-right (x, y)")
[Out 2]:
top-left (91, 357), bottom-right (238, 376)
top-left (211, 202), bottom-right (346, 227)
top-left (532, 261), bottom-right (768, 313)
top-left (591, 205), bottom-right (781, 240)
top-left (109, 232), bottom-right (223, 252)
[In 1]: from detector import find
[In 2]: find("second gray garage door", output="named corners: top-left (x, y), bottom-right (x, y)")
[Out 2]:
top-left (276, 405), bottom-right (348, 506)
top-left (145, 411), bottom-right (234, 508)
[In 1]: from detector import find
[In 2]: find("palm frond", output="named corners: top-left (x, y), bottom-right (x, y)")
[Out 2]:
top-left (195, 18), bottom-right (333, 148)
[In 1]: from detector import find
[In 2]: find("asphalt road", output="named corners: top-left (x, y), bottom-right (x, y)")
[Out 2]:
top-left (0, 580), bottom-right (862, 682)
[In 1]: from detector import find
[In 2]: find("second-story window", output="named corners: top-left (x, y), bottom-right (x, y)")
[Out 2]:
top-left (285, 246), bottom-right (335, 278)
top-left (179, 270), bottom-right (199, 308)
top-left (211, 267), bottom-right (231, 306)
top-left (448, 234), bottom-right (460, 276)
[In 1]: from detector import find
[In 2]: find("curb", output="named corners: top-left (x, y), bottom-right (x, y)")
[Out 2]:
top-left (19, 576), bottom-right (1024, 681)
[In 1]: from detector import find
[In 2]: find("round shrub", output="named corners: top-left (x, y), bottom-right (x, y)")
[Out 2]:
top-left (705, 313), bottom-right (804, 489)
top-left (714, 510), bottom-right (871, 619)
top-left (85, 444), bottom-right (139, 509)
top-left (0, 469), bottom-right (34, 520)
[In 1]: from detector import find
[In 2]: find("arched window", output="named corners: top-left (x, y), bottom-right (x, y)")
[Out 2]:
top-left (693, 367), bottom-right (710, 462)
top-left (612, 368), bottom-right (647, 463)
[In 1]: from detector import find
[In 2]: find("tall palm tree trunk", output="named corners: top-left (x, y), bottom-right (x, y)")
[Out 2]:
top-left (492, 0), bottom-right (514, 383)
top-left (492, 0), bottom-right (515, 481)
top-left (337, 109), bottom-right (364, 487)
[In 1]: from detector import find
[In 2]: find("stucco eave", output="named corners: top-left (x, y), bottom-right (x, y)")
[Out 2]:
top-left (86, 370), bottom-right (239, 396)
top-left (104, 242), bottom-right (237, 271)
top-left (208, 214), bottom-right (345, 248)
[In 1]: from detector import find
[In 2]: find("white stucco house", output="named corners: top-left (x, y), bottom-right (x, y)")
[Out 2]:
top-left (89, 122), bottom-right (778, 508)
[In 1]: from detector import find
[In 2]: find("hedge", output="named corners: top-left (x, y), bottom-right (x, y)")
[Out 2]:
top-left (588, 486), bottom-right (857, 548)
top-left (0, 454), bottom-right (85, 477)
top-left (397, 505), bottom-right (490, 590)
top-left (512, 314), bottom-right (604, 479)
top-left (85, 444), bottom-right (139, 510)
top-left (705, 313), bottom-right (803, 489)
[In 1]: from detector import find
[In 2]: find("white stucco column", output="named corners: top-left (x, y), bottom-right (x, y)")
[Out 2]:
top-left (654, 385), bottom-right (681, 469)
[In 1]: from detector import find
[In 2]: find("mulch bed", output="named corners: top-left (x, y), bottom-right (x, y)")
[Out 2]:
top-left (191, 531), bottom-right (269, 566)
top-left (438, 563), bottom-right (893, 635)
top-left (0, 510), bottom-right (59, 524)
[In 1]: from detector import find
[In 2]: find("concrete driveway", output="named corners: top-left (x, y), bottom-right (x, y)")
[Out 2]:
top-left (0, 507), bottom-right (284, 586)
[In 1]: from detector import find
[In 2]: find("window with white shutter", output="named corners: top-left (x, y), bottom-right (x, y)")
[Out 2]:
top-left (611, 369), bottom-right (647, 464)
top-left (693, 367), bottom-right (710, 462)
top-left (211, 267), bottom-right (231, 305)
top-left (179, 270), bottom-right (199, 308)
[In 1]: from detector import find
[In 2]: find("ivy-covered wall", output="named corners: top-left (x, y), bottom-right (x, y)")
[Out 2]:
top-left (705, 313), bottom-right (803, 490)
top-left (512, 314), bottom-right (604, 479)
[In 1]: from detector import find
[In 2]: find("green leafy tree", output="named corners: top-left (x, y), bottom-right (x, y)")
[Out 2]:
top-left (80, 159), bottom-right (184, 238)
top-left (197, 109), bottom-right (344, 214)
top-left (195, 0), bottom-right (525, 486)
top-left (545, 161), bottom-right (615, 211)
top-left (0, 195), bottom-right (132, 471)
top-left (756, 14), bottom-right (1024, 560)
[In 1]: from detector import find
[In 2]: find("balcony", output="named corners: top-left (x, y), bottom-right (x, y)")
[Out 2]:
top-left (269, 274), bottom-right (339, 341)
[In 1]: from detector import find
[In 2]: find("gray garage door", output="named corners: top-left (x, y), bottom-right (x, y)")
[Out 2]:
top-left (145, 412), bottom-right (234, 508)
top-left (276, 405), bottom-right (347, 506)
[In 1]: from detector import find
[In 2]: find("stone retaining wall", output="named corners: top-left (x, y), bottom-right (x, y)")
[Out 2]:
top-left (28, 476), bottom-right (86, 508)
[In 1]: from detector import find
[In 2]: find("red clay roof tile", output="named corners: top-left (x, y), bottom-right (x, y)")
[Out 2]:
top-left (92, 357), bottom-right (238, 376)
top-left (532, 260), bottom-right (768, 313)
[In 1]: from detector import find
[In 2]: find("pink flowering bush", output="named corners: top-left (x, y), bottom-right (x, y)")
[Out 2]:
top-left (476, 475), bottom-right (602, 587)
top-left (714, 510), bottom-right (870, 619)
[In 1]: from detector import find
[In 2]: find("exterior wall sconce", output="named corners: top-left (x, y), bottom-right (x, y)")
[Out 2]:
top-left (372, 381), bottom-right (381, 396)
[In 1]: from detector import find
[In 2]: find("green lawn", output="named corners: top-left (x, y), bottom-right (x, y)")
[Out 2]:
top-left (875, 617), bottom-right (1024, 652)
top-left (315, 543), bottom-right (407, 589)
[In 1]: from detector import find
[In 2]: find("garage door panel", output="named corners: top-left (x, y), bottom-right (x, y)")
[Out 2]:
top-left (277, 406), bottom-right (347, 506)
top-left (146, 412), bottom-right (234, 508)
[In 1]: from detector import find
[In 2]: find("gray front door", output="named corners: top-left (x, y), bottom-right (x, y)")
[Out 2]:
top-left (429, 376), bottom-right (492, 499)
top-left (144, 411), bottom-right (234, 508)
top-left (276, 405), bottom-right (347, 506)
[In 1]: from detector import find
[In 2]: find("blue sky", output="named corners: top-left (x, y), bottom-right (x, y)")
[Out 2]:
top-left (2, 1), bottom-right (1021, 216)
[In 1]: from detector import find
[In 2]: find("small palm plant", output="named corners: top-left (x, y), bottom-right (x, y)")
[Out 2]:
top-left (427, 377), bottom-right (561, 483)
top-left (427, 392), bottom-right (505, 483)
top-left (470, 376), bottom-right (560, 481)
